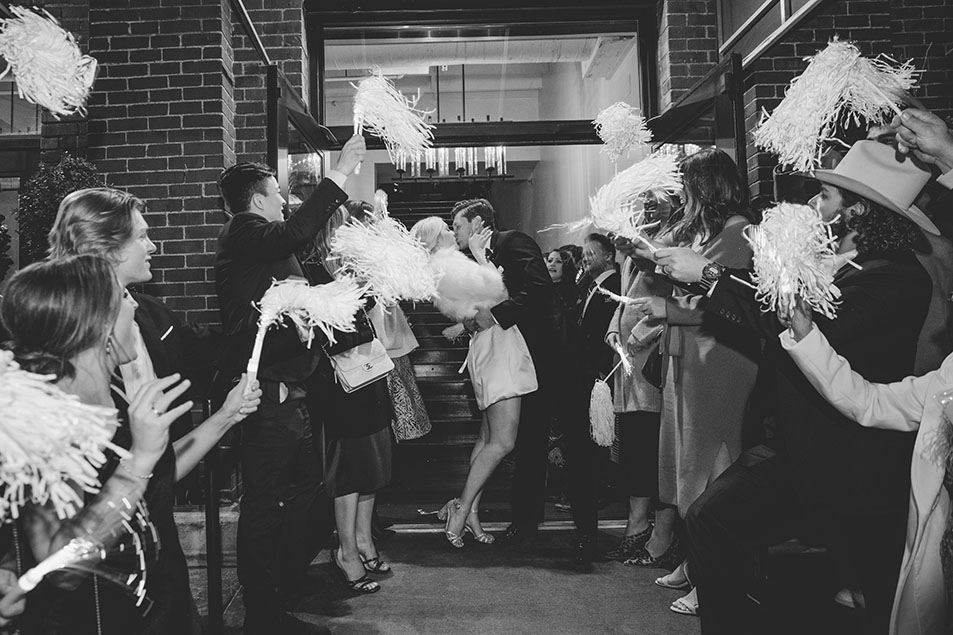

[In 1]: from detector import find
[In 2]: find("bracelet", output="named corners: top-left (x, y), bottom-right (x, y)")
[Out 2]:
top-left (117, 458), bottom-right (153, 481)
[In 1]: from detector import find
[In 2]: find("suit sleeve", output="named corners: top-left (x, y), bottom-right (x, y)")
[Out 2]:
top-left (666, 218), bottom-right (753, 327)
top-left (489, 232), bottom-right (553, 330)
top-left (780, 325), bottom-right (938, 431)
top-left (223, 177), bottom-right (348, 261)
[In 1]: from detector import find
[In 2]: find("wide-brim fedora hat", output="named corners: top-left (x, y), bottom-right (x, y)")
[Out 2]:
top-left (809, 140), bottom-right (939, 236)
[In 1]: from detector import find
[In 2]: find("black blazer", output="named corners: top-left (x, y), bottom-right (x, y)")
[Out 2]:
top-left (487, 229), bottom-right (555, 361)
top-left (575, 270), bottom-right (621, 378)
top-left (132, 292), bottom-right (222, 440)
top-left (214, 178), bottom-right (348, 382)
top-left (708, 249), bottom-right (931, 518)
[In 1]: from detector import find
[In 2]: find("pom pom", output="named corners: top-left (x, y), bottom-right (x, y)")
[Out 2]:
top-left (754, 38), bottom-right (919, 172)
top-left (589, 379), bottom-right (615, 447)
top-left (593, 102), bottom-right (652, 163)
top-left (746, 203), bottom-right (843, 318)
top-left (0, 350), bottom-right (127, 521)
top-left (427, 248), bottom-right (508, 321)
top-left (588, 153), bottom-right (682, 239)
top-left (353, 69), bottom-right (435, 166)
top-left (330, 216), bottom-right (439, 306)
top-left (373, 189), bottom-right (389, 217)
top-left (0, 6), bottom-right (97, 118)
top-left (258, 277), bottom-right (367, 344)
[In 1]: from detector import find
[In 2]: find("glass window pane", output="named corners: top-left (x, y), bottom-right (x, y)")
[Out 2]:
top-left (0, 78), bottom-right (41, 135)
top-left (324, 30), bottom-right (643, 126)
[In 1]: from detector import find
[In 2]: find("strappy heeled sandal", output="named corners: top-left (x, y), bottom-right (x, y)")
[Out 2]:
top-left (444, 499), bottom-right (464, 549)
top-left (670, 587), bottom-right (699, 615)
top-left (330, 548), bottom-right (381, 594)
top-left (360, 555), bottom-right (392, 574)
top-left (464, 507), bottom-right (495, 544)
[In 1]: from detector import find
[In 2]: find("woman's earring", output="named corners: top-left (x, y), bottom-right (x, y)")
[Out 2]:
top-left (105, 334), bottom-right (114, 355)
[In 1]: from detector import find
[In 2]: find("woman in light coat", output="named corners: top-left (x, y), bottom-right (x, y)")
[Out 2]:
top-left (783, 306), bottom-right (951, 635)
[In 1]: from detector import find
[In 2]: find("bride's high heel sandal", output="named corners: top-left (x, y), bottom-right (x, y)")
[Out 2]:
top-left (444, 499), bottom-right (465, 549)
top-left (464, 507), bottom-right (495, 544)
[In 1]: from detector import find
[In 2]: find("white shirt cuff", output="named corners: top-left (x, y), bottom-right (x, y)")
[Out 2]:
top-left (937, 169), bottom-right (953, 190)
top-left (325, 169), bottom-right (347, 189)
top-left (779, 323), bottom-right (821, 350)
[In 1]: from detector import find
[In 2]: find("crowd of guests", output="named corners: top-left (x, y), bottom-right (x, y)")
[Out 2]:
top-left (0, 107), bottom-right (952, 635)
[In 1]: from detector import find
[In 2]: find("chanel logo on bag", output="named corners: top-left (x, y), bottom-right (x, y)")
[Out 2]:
top-left (363, 363), bottom-right (373, 371)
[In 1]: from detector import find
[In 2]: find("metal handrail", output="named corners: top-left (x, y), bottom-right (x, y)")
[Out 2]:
top-left (230, 0), bottom-right (271, 66)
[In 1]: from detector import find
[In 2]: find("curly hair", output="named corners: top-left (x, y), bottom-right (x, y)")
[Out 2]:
top-left (839, 187), bottom-right (921, 254)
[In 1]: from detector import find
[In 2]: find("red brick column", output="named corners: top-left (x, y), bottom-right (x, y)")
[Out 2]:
top-left (657, 0), bottom-right (719, 112)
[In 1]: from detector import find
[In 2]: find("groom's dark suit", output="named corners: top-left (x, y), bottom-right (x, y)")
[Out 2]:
top-left (486, 229), bottom-right (555, 529)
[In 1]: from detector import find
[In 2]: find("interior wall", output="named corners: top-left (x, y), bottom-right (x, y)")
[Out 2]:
top-left (528, 42), bottom-right (648, 252)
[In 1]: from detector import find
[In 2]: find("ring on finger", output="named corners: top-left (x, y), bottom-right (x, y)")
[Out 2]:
top-left (150, 405), bottom-right (160, 416)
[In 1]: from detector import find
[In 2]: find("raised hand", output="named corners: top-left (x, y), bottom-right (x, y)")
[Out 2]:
top-left (629, 296), bottom-right (667, 322)
top-left (890, 108), bottom-right (953, 173)
top-left (127, 374), bottom-right (192, 470)
top-left (334, 134), bottom-right (368, 177)
top-left (781, 297), bottom-right (814, 342)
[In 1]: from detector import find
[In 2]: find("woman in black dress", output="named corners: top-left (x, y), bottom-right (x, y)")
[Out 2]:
top-left (311, 202), bottom-right (395, 594)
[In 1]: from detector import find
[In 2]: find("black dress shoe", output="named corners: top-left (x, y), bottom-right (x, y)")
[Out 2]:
top-left (495, 522), bottom-right (538, 546)
top-left (573, 533), bottom-right (597, 563)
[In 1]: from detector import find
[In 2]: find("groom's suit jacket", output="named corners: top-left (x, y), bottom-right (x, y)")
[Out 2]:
top-left (486, 229), bottom-right (555, 362)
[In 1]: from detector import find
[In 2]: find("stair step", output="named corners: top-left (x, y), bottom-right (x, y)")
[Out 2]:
top-left (418, 380), bottom-right (475, 397)
top-left (414, 363), bottom-right (470, 378)
top-left (425, 399), bottom-right (481, 419)
top-left (411, 348), bottom-right (468, 363)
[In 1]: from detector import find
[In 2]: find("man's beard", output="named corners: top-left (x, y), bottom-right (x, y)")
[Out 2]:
top-left (829, 213), bottom-right (849, 240)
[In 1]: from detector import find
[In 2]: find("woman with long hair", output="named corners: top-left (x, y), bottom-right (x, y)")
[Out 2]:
top-left (626, 149), bottom-right (760, 616)
top-left (310, 201), bottom-right (395, 594)
top-left (2, 255), bottom-right (257, 634)
top-left (411, 215), bottom-right (538, 548)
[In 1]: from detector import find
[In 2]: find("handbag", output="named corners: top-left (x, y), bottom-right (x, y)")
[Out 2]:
top-left (641, 343), bottom-right (663, 389)
top-left (327, 337), bottom-right (394, 393)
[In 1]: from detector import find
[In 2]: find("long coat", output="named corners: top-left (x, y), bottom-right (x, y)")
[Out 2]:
top-left (782, 326), bottom-right (951, 635)
top-left (657, 215), bottom-right (760, 516)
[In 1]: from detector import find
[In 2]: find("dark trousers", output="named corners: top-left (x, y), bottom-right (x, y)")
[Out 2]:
top-left (237, 387), bottom-right (320, 620)
top-left (509, 385), bottom-right (551, 527)
top-left (563, 381), bottom-right (605, 535)
top-left (686, 444), bottom-right (906, 635)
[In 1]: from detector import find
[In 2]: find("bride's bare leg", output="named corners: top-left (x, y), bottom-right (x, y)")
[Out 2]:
top-left (447, 397), bottom-right (521, 537)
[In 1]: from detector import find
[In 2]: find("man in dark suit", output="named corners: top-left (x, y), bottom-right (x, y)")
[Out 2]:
top-left (651, 140), bottom-right (938, 634)
top-left (564, 233), bottom-right (621, 563)
top-left (451, 198), bottom-right (555, 545)
top-left (215, 135), bottom-right (364, 635)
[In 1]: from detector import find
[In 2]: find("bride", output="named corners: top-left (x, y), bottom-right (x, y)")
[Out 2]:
top-left (411, 216), bottom-right (538, 547)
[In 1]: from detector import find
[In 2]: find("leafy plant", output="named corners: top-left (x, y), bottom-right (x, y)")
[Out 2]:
top-left (0, 215), bottom-right (13, 281)
top-left (15, 153), bottom-right (103, 266)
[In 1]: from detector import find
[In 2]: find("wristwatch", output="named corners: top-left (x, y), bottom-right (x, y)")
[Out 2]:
top-left (698, 261), bottom-right (726, 291)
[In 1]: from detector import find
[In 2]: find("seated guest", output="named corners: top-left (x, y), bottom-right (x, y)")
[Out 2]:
top-left (2, 255), bottom-right (257, 634)
top-left (650, 140), bottom-right (937, 634)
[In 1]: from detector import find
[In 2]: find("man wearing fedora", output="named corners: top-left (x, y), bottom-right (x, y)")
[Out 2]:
top-left (644, 140), bottom-right (937, 634)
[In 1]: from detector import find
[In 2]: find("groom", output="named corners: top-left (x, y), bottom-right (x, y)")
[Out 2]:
top-left (451, 198), bottom-right (555, 544)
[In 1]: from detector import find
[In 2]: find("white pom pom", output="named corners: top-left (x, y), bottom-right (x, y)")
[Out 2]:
top-left (746, 203), bottom-right (842, 318)
top-left (353, 70), bottom-right (434, 166)
top-left (754, 38), bottom-right (918, 172)
top-left (588, 153), bottom-right (682, 239)
top-left (0, 350), bottom-right (126, 521)
top-left (428, 248), bottom-right (508, 321)
top-left (593, 102), bottom-right (652, 163)
top-left (331, 216), bottom-right (439, 306)
top-left (0, 6), bottom-right (97, 118)
top-left (589, 379), bottom-right (615, 447)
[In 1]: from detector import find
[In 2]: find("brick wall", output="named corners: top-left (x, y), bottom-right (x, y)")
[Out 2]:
top-left (741, 0), bottom-right (953, 197)
top-left (231, 0), bottom-right (308, 164)
top-left (83, 0), bottom-right (235, 323)
top-left (657, 0), bottom-right (719, 112)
